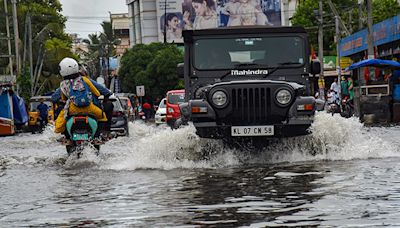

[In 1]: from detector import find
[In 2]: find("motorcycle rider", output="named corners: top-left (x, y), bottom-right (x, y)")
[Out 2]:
top-left (54, 57), bottom-right (112, 138)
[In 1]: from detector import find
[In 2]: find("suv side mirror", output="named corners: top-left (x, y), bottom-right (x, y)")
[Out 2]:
top-left (311, 60), bottom-right (321, 75)
top-left (177, 63), bottom-right (184, 78)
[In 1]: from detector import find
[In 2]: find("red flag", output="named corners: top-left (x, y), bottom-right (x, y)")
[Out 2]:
top-left (311, 47), bottom-right (317, 60)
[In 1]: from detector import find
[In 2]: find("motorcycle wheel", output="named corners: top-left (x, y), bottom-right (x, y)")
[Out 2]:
top-left (94, 145), bottom-right (100, 156)
top-left (66, 145), bottom-right (75, 156)
top-left (66, 144), bottom-right (83, 158)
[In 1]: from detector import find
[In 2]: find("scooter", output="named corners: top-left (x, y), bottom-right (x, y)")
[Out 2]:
top-left (63, 115), bottom-right (103, 157)
top-left (327, 101), bottom-right (341, 116)
top-left (340, 96), bottom-right (354, 118)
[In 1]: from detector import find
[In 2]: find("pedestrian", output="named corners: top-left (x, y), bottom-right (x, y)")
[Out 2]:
top-left (348, 76), bottom-right (354, 103)
top-left (330, 77), bottom-right (339, 94)
top-left (341, 76), bottom-right (349, 99)
top-left (36, 98), bottom-right (49, 132)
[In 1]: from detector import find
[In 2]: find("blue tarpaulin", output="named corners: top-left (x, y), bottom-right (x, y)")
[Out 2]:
top-left (12, 94), bottom-right (28, 125)
top-left (347, 59), bottom-right (400, 71)
top-left (0, 91), bottom-right (12, 119)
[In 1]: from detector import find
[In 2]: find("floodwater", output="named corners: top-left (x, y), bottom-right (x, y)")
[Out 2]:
top-left (1, 112), bottom-right (400, 227)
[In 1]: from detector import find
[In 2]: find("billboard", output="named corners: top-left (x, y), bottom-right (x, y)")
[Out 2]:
top-left (157, 0), bottom-right (282, 43)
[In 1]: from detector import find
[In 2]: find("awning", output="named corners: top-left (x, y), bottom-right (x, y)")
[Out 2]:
top-left (347, 59), bottom-right (400, 71)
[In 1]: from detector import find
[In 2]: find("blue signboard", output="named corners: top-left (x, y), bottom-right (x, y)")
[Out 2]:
top-left (340, 15), bottom-right (400, 57)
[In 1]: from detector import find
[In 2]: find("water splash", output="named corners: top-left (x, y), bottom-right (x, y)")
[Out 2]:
top-left (0, 113), bottom-right (399, 170)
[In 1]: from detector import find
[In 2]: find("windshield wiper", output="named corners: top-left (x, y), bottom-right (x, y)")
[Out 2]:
top-left (263, 62), bottom-right (300, 78)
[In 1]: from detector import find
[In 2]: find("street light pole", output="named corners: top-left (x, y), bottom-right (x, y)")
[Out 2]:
top-left (336, 16), bottom-right (341, 99)
top-left (163, 0), bottom-right (167, 43)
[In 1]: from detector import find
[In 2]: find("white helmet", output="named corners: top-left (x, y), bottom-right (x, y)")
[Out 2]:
top-left (59, 57), bottom-right (79, 77)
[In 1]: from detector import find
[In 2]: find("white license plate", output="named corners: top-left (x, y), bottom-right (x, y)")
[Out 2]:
top-left (231, 125), bottom-right (274, 136)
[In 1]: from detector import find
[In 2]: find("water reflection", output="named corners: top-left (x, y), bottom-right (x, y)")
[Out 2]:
top-left (182, 163), bottom-right (326, 227)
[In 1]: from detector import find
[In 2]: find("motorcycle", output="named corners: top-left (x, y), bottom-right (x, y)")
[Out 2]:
top-left (63, 115), bottom-right (103, 157)
top-left (340, 96), bottom-right (354, 118)
top-left (327, 100), bottom-right (341, 116)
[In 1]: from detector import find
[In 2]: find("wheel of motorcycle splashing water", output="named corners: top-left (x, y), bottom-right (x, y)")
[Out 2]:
top-left (65, 144), bottom-right (84, 158)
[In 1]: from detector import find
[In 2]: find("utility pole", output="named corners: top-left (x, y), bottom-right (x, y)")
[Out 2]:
top-left (336, 15), bottom-right (341, 98)
top-left (4, 0), bottom-right (14, 78)
top-left (11, 0), bottom-right (20, 76)
top-left (348, 11), bottom-right (353, 34)
top-left (163, 0), bottom-right (167, 43)
top-left (358, 0), bottom-right (363, 30)
top-left (366, 0), bottom-right (374, 59)
top-left (318, 0), bottom-right (325, 100)
top-left (28, 15), bottom-right (34, 96)
top-left (318, 0), bottom-right (323, 76)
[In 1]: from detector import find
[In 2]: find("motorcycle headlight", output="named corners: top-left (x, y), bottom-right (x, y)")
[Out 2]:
top-left (276, 89), bottom-right (292, 106)
top-left (211, 90), bottom-right (228, 107)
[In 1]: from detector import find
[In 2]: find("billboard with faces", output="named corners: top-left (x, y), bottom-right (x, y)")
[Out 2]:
top-left (157, 0), bottom-right (282, 43)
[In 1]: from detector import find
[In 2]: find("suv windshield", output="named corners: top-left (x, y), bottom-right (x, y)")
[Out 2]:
top-left (194, 36), bottom-right (305, 70)
top-left (168, 94), bottom-right (185, 105)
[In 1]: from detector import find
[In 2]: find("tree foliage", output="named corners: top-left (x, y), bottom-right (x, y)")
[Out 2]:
top-left (83, 21), bottom-right (118, 79)
top-left (291, 0), bottom-right (400, 55)
top-left (0, 0), bottom-right (73, 95)
top-left (372, 0), bottom-right (400, 23)
top-left (118, 43), bottom-right (184, 100)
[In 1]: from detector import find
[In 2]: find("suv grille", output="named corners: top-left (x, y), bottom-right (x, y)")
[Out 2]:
top-left (231, 87), bottom-right (271, 124)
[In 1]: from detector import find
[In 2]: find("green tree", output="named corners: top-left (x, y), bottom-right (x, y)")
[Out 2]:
top-left (291, 0), bottom-right (357, 55)
top-left (118, 43), bottom-right (184, 100)
top-left (372, 0), bottom-right (400, 23)
top-left (82, 34), bottom-right (102, 78)
top-left (0, 0), bottom-right (73, 95)
top-left (291, 0), bottom-right (400, 55)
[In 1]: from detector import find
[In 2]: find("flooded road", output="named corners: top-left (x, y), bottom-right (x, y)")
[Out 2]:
top-left (1, 112), bottom-right (400, 227)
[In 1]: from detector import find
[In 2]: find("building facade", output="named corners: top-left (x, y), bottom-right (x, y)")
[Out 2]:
top-left (339, 15), bottom-right (400, 64)
top-left (111, 13), bottom-right (131, 56)
top-left (126, 0), bottom-right (158, 46)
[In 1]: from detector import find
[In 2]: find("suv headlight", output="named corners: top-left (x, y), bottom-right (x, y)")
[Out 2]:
top-left (276, 89), bottom-right (292, 106)
top-left (211, 90), bottom-right (228, 107)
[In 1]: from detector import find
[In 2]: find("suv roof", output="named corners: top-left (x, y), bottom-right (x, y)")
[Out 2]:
top-left (183, 26), bottom-right (307, 40)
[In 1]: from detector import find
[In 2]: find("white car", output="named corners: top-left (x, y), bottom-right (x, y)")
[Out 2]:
top-left (155, 98), bottom-right (167, 125)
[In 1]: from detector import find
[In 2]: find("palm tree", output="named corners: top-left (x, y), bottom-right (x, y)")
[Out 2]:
top-left (83, 33), bottom-right (102, 78)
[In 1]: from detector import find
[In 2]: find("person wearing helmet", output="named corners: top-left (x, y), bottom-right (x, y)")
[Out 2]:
top-left (54, 57), bottom-right (111, 134)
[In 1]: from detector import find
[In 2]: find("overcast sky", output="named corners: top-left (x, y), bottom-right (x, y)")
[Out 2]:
top-left (59, 0), bottom-right (128, 39)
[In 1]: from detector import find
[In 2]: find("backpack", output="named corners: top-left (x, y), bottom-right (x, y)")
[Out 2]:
top-left (69, 78), bottom-right (92, 107)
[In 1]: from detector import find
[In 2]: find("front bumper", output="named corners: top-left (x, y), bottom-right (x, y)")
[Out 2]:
top-left (111, 117), bottom-right (128, 136)
top-left (155, 115), bottom-right (166, 124)
top-left (193, 120), bottom-right (312, 139)
top-left (180, 95), bottom-right (316, 139)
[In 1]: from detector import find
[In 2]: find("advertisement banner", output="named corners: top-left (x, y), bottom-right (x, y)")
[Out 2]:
top-left (157, 0), bottom-right (282, 43)
top-left (157, 0), bottom-right (184, 43)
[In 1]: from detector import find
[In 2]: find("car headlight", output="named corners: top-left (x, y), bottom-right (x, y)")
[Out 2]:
top-left (211, 90), bottom-right (228, 107)
top-left (276, 89), bottom-right (292, 106)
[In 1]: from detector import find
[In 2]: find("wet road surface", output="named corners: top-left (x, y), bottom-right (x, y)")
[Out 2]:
top-left (1, 113), bottom-right (400, 227)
